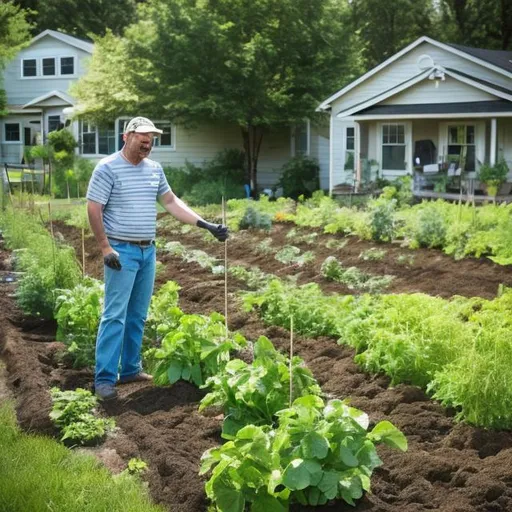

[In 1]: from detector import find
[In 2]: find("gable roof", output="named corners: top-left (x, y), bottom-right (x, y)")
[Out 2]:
top-left (445, 43), bottom-right (512, 72)
top-left (30, 29), bottom-right (93, 54)
top-left (23, 90), bottom-right (75, 109)
top-left (318, 36), bottom-right (512, 111)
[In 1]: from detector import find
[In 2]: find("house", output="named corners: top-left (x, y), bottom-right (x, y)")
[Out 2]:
top-left (1, 30), bottom-right (329, 191)
top-left (318, 36), bottom-right (512, 196)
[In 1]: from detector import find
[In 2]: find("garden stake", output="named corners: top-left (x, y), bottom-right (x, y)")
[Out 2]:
top-left (289, 314), bottom-right (294, 407)
top-left (48, 202), bottom-right (57, 299)
top-left (222, 196), bottom-right (228, 337)
top-left (81, 227), bottom-right (86, 277)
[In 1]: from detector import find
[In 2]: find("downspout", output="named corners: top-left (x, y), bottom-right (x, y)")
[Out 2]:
top-left (490, 118), bottom-right (497, 166)
top-left (355, 122), bottom-right (361, 192)
top-left (329, 112), bottom-right (334, 196)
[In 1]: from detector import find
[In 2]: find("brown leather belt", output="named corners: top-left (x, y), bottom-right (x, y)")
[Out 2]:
top-left (109, 237), bottom-right (154, 247)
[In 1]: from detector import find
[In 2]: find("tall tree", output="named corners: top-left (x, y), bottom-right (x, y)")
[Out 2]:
top-left (0, 2), bottom-right (32, 115)
top-left (73, 0), bottom-right (362, 193)
top-left (438, 0), bottom-right (512, 50)
top-left (13, 0), bottom-right (138, 38)
top-left (349, 0), bottom-right (438, 69)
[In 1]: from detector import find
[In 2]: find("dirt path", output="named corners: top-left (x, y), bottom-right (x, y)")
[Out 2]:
top-left (2, 223), bottom-right (512, 511)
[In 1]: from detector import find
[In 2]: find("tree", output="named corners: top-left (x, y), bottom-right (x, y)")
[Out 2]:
top-left (73, 0), bottom-right (363, 194)
top-left (438, 0), bottom-right (512, 50)
top-left (0, 2), bottom-right (32, 114)
top-left (13, 0), bottom-right (138, 38)
top-left (349, 0), bottom-right (439, 69)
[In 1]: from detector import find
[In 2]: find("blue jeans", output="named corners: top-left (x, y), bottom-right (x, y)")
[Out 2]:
top-left (95, 239), bottom-right (156, 387)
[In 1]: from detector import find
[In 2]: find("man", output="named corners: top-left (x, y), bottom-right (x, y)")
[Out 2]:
top-left (87, 116), bottom-right (228, 400)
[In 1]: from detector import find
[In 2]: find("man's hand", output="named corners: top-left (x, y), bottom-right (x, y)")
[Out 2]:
top-left (104, 251), bottom-right (122, 270)
top-left (196, 219), bottom-right (229, 241)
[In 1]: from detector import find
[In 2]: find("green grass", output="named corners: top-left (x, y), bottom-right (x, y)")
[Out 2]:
top-left (0, 401), bottom-right (164, 512)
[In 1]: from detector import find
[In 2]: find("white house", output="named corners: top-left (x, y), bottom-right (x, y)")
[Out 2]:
top-left (1, 30), bottom-right (329, 190)
top-left (318, 36), bottom-right (512, 194)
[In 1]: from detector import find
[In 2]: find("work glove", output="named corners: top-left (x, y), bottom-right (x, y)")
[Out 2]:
top-left (104, 251), bottom-right (122, 270)
top-left (196, 219), bottom-right (229, 241)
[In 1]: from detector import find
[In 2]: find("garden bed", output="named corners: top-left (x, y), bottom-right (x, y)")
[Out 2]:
top-left (2, 220), bottom-right (512, 511)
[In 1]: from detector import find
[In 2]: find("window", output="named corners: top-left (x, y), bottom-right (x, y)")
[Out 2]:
top-left (60, 57), bottom-right (74, 75)
top-left (291, 121), bottom-right (310, 156)
top-left (152, 122), bottom-right (173, 147)
top-left (447, 125), bottom-right (475, 172)
top-left (81, 122), bottom-right (116, 154)
top-left (5, 123), bottom-right (21, 142)
top-left (382, 123), bottom-right (406, 171)
top-left (48, 115), bottom-right (61, 133)
top-left (22, 59), bottom-right (37, 77)
top-left (42, 57), bottom-right (56, 76)
top-left (344, 126), bottom-right (355, 170)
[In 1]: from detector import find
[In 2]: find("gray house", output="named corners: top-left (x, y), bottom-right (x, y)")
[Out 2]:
top-left (1, 30), bottom-right (329, 190)
top-left (318, 36), bottom-right (512, 195)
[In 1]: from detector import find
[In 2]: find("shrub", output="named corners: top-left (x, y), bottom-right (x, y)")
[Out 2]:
top-left (238, 205), bottom-right (272, 230)
top-left (278, 155), bottom-right (320, 199)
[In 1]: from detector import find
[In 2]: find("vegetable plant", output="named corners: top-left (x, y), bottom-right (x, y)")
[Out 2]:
top-left (199, 336), bottom-right (321, 439)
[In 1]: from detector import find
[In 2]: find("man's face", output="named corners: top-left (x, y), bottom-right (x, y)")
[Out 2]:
top-left (123, 131), bottom-right (155, 159)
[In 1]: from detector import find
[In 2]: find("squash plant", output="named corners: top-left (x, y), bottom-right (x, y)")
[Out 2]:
top-left (200, 395), bottom-right (407, 511)
top-left (199, 336), bottom-right (321, 439)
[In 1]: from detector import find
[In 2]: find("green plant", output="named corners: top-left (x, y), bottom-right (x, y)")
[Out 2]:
top-left (359, 248), bottom-right (386, 261)
top-left (50, 388), bottom-right (115, 445)
top-left (145, 309), bottom-right (246, 387)
top-left (55, 278), bottom-right (104, 368)
top-left (200, 395), bottom-right (407, 510)
top-left (200, 336), bottom-right (321, 439)
top-left (277, 155), bottom-right (320, 199)
top-left (239, 205), bottom-right (272, 230)
top-left (478, 159), bottom-right (509, 188)
top-left (126, 458), bottom-right (148, 475)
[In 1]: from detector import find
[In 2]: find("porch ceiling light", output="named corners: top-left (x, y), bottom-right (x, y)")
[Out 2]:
top-left (428, 66), bottom-right (446, 88)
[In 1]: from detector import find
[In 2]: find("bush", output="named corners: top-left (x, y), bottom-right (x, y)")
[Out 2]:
top-left (183, 179), bottom-right (246, 206)
top-left (164, 161), bottom-right (204, 197)
top-left (238, 206), bottom-right (272, 230)
top-left (278, 155), bottom-right (320, 199)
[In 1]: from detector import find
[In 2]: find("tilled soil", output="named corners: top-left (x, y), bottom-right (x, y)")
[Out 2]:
top-left (2, 220), bottom-right (512, 512)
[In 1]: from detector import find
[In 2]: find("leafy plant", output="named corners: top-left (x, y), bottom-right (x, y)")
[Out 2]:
top-left (277, 156), bottom-right (320, 200)
top-left (145, 310), bottom-right (246, 387)
top-left (478, 158), bottom-right (509, 187)
top-left (126, 458), bottom-right (148, 475)
top-left (50, 388), bottom-right (115, 445)
top-left (200, 395), bottom-right (407, 511)
top-left (239, 206), bottom-right (273, 231)
top-left (359, 248), bottom-right (386, 261)
top-left (200, 336), bottom-right (321, 439)
top-left (55, 278), bottom-right (104, 368)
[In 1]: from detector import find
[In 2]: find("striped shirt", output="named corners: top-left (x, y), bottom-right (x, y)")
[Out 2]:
top-left (86, 151), bottom-right (171, 241)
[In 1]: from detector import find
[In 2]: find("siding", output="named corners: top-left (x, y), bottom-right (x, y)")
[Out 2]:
top-left (331, 42), bottom-right (511, 115)
top-left (380, 76), bottom-right (498, 105)
top-left (4, 36), bottom-right (90, 105)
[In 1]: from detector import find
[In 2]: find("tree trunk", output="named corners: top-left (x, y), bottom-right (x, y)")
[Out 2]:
top-left (241, 124), bottom-right (264, 198)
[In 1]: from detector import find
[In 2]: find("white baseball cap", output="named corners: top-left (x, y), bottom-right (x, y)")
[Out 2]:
top-left (124, 116), bottom-right (163, 134)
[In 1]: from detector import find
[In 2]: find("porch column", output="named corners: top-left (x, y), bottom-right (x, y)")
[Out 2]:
top-left (355, 122), bottom-right (361, 192)
top-left (329, 113), bottom-right (334, 196)
top-left (490, 118), bottom-right (497, 165)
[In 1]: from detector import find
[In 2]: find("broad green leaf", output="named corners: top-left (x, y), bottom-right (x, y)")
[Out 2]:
top-left (282, 459), bottom-right (310, 490)
top-left (211, 480), bottom-right (244, 512)
top-left (369, 420), bottom-right (408, 451)
top-left (301, 431), bottom-right (329, 460)
top-left (317, 471), bottom-right (339, 500)
top-left (167, 360), bottom-right (183, 384)
top-left (252, 493), bottom-right (287, 512)
top-left (190, 364), bottom-right (203, 386)
top-left (181, 365), bottom-right (191, 381)
top-left (237, 425), bottom-right (263, 440)
top-left (339, 445), bottom-right (359, 467)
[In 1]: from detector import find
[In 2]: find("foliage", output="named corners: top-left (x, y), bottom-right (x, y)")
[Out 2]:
top-left (0, 401), bottom-right (164, 512)
top-left (200, 395), bottom-right (407, 510)
top-left (414, 204), bottom-right (448, 248)
top-left (145, 309), bottom-right (246, 387)
top-left (359, 248), bottom-right (386, 261)
top-left (200, 336), bottom-right (321, 439)
top-left (366, 198), bottom-right (397, 242)
top-left (477, 159), bottom-right (510, 186)
top-left (50, 388), bottom-right (114, 445)
top-left (275, 246), bottom-right (315, 267)
top-left (320, 256), bottom-right (394, 293)
top-left (126, 458), bottom-right (148, 475)
top-left (73, 0), bottom-right (362, 191)
top-left (238, 206), bottom-right (272, 231)
top-left (277, 156), bottom-right (320, 200)
top-left (229, 265), bottom-right (274, 290)
top-left (54, 278), bottom-right (104, 368)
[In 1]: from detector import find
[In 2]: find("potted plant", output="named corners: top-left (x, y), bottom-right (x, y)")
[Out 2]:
top-left (477, 159), bottom-right (510, 197)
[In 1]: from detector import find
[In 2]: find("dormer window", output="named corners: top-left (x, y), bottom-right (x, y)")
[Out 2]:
top-left (22, 59), bottom-right (37, 77)
top-left (43, 58), bottom-right (56, 76)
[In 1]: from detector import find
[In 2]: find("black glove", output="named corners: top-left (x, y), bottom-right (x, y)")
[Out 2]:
top-left (104, 252), bottom-right (122, 270)
top-left (196, 219), bottom-right (229, 241)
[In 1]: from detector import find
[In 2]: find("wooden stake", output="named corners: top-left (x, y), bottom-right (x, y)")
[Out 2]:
top-left (289, 314), bottom-right (294, 407)
top-left (222, 196), bottom-right (228, 337)
top-left (81, 227), bottom-right (86, 277)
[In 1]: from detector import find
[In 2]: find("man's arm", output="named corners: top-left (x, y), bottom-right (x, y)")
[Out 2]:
top-left (159, 191), bottom-right (228, 241)
top-left (158, 190), bottom-right (203, 224)
top-left (87, 200), bottom-right (122, 269)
